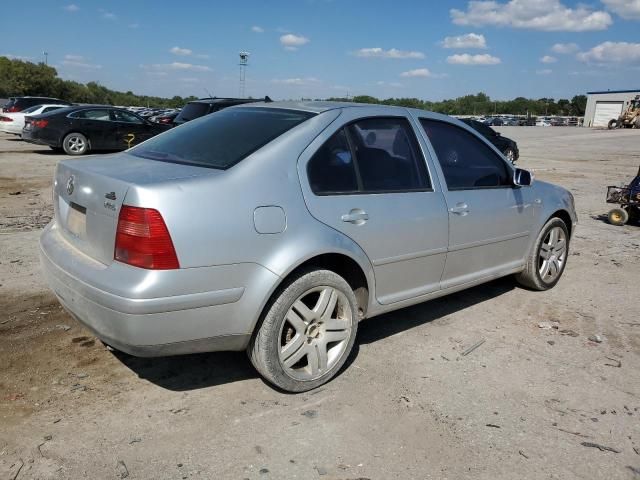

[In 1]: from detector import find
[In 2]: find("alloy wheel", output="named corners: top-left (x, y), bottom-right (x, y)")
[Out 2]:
top-left (66, 136), bottom-right (86, 153)
top-left (538, 226), bottom-right (567, 283)
top-left (278, 286), bottom-right (352, 381)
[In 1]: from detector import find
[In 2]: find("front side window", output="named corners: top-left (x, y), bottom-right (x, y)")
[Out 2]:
top-left (420, 119), bottom-right (511, 190)
top-left (112, 110), bottom-right (144, 124)
top-left (43, 106), bottom-right (63, 113)
top-left (130, 107), bottom-right (314, 169)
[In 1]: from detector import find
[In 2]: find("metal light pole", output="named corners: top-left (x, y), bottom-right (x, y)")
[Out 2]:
top-left (43, 51), bottom-right (49, 65)
top-left (239, 51), bottom-right (249, 98)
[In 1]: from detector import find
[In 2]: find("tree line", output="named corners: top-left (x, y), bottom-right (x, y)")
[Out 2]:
top-left (0, 56), bottom-right (196, 108)
top-left (1, 56), bottom-right (587, 115)
top-left (328, 92), bottom-right (587, 117)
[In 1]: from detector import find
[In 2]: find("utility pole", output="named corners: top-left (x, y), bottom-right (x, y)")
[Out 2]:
top-left (43, 51), bottom-right (48, 65)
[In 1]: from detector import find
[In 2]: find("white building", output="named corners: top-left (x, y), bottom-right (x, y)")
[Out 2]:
top-left (584, 89), bottom-right (640, 128)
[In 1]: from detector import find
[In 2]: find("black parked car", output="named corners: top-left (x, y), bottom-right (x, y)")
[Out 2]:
top-left (3, 96), bottom-right (72, 113)
top-left (22, 105), bottom-right (170, 155)
top-left (173, 96), bottom-right (272, 125)
top-left (460, 118), bottom-right (519, 163)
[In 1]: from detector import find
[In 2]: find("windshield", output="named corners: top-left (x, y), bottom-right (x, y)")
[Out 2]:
top-left (174, 102), bottom-right (210, 123)
top-left (130, 107), bottom-right (315, 169)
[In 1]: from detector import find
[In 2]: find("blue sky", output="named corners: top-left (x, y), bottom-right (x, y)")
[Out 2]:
top-left (3, 0), bottom-right (640, 101)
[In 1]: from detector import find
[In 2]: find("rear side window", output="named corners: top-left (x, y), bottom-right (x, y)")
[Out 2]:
top-left (112, 110), bottom-right (143, 124)
top-left (71, 109), bottom-right (111, 121)
top-left (308, 117), bottom-right (430, 195)
top-left (130, 107), bottom-right (315, 169)
top-left (420, 119), bottom-right (511, 190)
top-left (42, 106), bottom-right (63, 113)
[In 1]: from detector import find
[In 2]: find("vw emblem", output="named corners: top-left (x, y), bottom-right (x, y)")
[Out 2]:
top-left (66, 175), bottom-right (75, 195)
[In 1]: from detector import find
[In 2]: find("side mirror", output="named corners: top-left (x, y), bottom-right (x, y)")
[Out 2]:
top-left (513, 168), bottom-right (534, 187)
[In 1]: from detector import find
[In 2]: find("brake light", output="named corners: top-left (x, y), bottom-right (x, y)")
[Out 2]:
top-left (115, 206), bottom-right (179, 270)
top-left (6, 106), bottom-right (19, 112)
top-left (0, 116), bottom-right (12, 122)
top-left (33, 119), bottom-right (49, 128)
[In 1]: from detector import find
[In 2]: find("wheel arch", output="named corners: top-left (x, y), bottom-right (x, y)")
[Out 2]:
top-left (550, 209), bottom-right (573, 237)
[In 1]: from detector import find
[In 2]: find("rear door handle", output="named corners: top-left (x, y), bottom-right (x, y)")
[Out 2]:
top-left (449, 203), bottom-right (469, 215)
top-left (341, 209), bottom-right (369, 224)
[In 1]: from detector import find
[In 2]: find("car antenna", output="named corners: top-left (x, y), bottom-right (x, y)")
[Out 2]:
top-left (204, 88), bottom-right (214, 99)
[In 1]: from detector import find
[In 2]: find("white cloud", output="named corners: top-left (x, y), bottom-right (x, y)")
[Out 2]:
top-left (536, 69), bottom-right (553, 75)
top-left (602, 0), bottom-right (640, 20)
top-left (447, 53), bottom-right (501, 65)
top-left (170, 46), bottom-right (193, 56)
top-left (272, 77), bottom-right (320, 86)
top-left (577, 41), bottom-right (640, 64)
top-left (99, 9), bottom-right (117, 20)
top-left (354, 47), bottom-right (425, 59)
top-left (551, 42), bottom-right (579, 54)
top-left (280, 34), bottom-right (309, 51)
top-left (63, 54), bottom-right (102, 69)
top-left (540, 55), bottom-right (557, 63)
top-left (400, 68), bottom-right (433, 78)
top-left (451, 0), bottom-right (612, 31)
top-left (251, 26), bottom-right (264, 33)
top-left (146, 62), bottom-right (212, 72)
top-left (63, 4), bottom-right (79, 12)
top-left (440, 33), bottom-right (487, 49)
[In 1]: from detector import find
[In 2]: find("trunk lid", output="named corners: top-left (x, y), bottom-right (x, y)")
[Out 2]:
top-left (53, 152), bottom-right (218, 265)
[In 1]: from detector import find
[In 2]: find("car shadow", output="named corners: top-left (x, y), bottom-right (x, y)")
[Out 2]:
top-left (112, 277), bottom-right (516, 392)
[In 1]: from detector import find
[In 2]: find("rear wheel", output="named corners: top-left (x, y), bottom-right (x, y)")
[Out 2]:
top-left (608, 207), bottom-right (629, 226)
top-left (634, 117), bottom-right (640, 129)
top-left (248, 269), bottom-right (358, 392)
top-left (516, 217), bottom-right (569, 291)
top-left (62, 132), bottom-right (89, 155)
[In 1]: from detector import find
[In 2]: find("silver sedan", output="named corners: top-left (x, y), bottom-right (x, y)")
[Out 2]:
top-left (40, 102), bottom-right (577, 392)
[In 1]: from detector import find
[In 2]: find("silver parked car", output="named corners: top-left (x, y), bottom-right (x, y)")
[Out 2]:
top-left (40, 102), bottom-right (577, 392)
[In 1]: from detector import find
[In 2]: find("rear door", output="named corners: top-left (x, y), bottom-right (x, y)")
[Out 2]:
top-left (69, 109), bottom-right (115, 149)
top-left (417, 117), bottom-right (533, 288)
top-left (299, 108), bottom-right (449, 305)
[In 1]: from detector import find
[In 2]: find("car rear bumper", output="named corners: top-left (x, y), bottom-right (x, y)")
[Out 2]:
top-left (40, 222), bottom-right (280, 356)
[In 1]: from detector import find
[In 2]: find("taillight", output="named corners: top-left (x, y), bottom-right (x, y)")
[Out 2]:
top-left (115, 206), bottom-right (179, 270)
top-left (7, 106), bottom-right (19, 112)
top-left (33, 119), bottom-right (49, 128)
top-left (0, 116), bottom-right (12, 122)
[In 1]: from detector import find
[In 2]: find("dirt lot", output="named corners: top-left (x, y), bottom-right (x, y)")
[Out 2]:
top-left (1, 127), bottom-right (639, 479)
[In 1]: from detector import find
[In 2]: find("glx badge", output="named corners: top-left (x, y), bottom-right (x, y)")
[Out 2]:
top-left (66, 175), bottom-right (75, 195)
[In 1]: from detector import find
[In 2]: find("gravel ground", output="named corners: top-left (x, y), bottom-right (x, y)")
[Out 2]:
top-left (1, 127), bottom-right (639, 480)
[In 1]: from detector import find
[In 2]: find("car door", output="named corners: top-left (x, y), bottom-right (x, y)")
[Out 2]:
top-left (299, 110), bottom-right (449, 305)
top-left (69, 109), bottom-right (114, 149)
top-left (417, 117), bottom-right (533, 289)
top-left (110, 110), bottom-right (152, 149)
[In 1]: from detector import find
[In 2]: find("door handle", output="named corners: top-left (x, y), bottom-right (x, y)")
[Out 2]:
top-left (341, 209), bottom-right (369, 224)
top-left (449, 203), bottom-right (469, 215)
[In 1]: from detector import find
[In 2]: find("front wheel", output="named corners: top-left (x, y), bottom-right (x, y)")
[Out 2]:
top-left (607, 119), bottom-right (618, 130)
top-left (62, 132), bottom-right (89, 155)
top-left (516, 217), bottom-right (569, 291)
top-left (608, 207), bottom-right (629, 226)
top-left (248, 269), bottom-right (358, 392)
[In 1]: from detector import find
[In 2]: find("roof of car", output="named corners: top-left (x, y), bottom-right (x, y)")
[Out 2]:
top-left (237, 100), bottom-right (405, 114)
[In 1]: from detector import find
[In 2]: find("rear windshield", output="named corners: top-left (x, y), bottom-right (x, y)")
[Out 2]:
top-left (174, 102), bottom-right (210, 123)
top-left (130, 107), bottom-right (315, 169)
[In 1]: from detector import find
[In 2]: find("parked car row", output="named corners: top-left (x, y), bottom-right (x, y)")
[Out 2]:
top-left (1, 96), bottom-right (273, 155)
top-left (458, 118), bottom-right (519, 163)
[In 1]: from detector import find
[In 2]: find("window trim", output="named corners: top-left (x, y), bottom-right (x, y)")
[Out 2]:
top-left (308, 116), bottom-right (435, 197)
top-left (419, 117), bottom-right (515, 192)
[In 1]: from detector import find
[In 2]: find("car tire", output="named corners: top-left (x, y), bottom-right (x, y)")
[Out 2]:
top-left (62, 132), bottom-right (89, 155)
top-left (607, 207), bottom-right (629, 226)
top-left (503, 147), bottom-right (516, 163)
top-left (516, 217), bottom-right (570, 291)
top-left (248, 269), bottom-right (359, 392)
